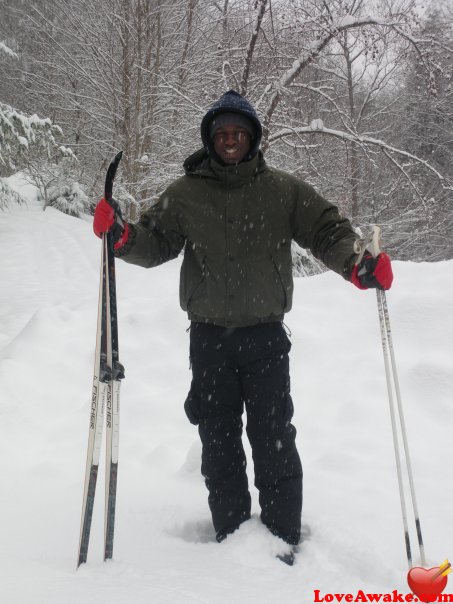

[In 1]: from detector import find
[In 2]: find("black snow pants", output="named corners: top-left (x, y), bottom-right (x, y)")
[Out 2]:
top-left (184, 321), bottom-right (303, 545)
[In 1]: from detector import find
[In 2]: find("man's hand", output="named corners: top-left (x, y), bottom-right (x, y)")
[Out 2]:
top-left (93, 198), bottom-right (129, 250)
top-left (351, 252), bottom-right (393, 290)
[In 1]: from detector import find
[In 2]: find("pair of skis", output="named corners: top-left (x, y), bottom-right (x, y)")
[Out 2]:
top-left (78, 152), bottom-right (125, 567)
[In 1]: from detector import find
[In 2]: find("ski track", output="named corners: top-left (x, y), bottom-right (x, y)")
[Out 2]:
top-left (1, 179), bottom-right (452, 604)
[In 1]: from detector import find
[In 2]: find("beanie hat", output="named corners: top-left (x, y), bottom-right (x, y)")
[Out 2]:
top-left (209, 112), bottom-right (254, 139)
top-left (201, 90), bottom-right (263, 162)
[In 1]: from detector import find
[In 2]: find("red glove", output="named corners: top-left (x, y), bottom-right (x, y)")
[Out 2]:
top-left (93, 198), bottom-right (129, 250)
top-left (351, 252), bottom-right (393, 290)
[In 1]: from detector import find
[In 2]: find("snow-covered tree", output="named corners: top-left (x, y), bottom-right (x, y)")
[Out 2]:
top-left (0, 178), bottom-right (25, 210)
top-left (5, 0), bottom-right (453, 259)
top-left (25, 153), bottom-right (88, 217)
top-left (44, 180), bottom-right (89, 218)
top-left (0, 101), bottom-right (63, 173)
top-left (388, 5), bottom-right (453, 260)
top-left (0, 39), bottom-right (67, 209)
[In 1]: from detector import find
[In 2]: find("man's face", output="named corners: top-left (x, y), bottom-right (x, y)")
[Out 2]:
top-left (212, 124), bottom-right (252, 165)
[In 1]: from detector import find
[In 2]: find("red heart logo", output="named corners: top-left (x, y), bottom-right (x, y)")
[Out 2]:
top-left (407, 567), bottom-right (448, 603)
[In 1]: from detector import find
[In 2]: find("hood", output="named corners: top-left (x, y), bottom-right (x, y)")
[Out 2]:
top-left (200, 90), bottom-right (263, 162)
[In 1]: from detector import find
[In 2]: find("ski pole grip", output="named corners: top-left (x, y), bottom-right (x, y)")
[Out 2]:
top-left (368, 225), bottom-right (382, 258)
top-left (354, 225), bottom-right (382, 263)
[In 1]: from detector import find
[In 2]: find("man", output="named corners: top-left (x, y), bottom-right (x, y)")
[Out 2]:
top-left (93, 90), bottom-right (393, 565)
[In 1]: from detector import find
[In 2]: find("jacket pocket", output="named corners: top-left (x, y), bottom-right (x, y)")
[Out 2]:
top-left (271, 248), bottom-right (294, 313)
top-left (180, 249), bottom-right (206, 311)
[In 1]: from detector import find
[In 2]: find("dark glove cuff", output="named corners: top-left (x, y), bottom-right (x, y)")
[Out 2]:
top-left (114, 223), bottom-right (136, 257)
top-left (110, 220), bottom-right (124, 244)
top-left (343, 254), bottom-right (358, 280)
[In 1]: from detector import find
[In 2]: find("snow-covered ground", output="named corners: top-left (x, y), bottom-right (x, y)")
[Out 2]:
top-left (1, 175), bottom-right (452, 604)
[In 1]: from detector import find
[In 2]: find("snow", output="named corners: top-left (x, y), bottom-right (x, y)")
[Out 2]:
top-left (310, 119), bottom-right (324, 131)
top-left (1, 179), bottom-right (452, 604)
top-left (334, 15), bottom-right (359, 28)
top-left (0, 40), bottom-right (18, 58)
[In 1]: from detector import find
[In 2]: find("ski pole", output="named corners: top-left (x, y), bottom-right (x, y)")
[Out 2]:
top-left (376, 286), bottom-right (426, 568)
top-left (355, 227), bottom-right (426, 569)
top-left (103, 151), bottom-right (125, 561)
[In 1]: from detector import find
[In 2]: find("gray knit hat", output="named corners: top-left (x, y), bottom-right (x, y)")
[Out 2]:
top-left (209, 112), bottom-right (254, 139)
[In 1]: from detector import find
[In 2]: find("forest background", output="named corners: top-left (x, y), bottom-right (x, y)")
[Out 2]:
top-left (1, 0), bottom-right (452, 265)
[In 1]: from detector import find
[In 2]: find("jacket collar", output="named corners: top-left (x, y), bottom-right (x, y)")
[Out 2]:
top-left (183, 149), bottom-right (267, 188)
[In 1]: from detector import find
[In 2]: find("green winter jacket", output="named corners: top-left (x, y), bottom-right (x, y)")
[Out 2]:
top-left (116, 149), bottom-right (358, 327)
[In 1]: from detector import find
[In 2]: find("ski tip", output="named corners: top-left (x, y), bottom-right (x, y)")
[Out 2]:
top-left (77, 546), bottom-right (88, 569)
top-left (114, 150), bottom-right (123, 163)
